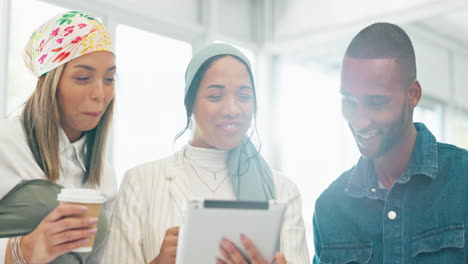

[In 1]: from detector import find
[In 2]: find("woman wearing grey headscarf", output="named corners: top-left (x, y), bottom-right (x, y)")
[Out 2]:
top-left (102, 43), bottom-right (309, 264)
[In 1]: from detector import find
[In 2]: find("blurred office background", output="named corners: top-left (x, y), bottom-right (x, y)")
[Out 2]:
top-left (1, 0), bottom-right (467, 255)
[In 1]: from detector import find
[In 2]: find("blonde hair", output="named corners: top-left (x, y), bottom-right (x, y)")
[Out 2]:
top-left (21, 64), bottom-right (114, 186)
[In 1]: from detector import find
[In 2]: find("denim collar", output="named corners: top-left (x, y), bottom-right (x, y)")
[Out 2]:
top-left (345, 123), bottom-right (438, 199)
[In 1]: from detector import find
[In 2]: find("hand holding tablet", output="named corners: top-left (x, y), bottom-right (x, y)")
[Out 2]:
top-left (150, 226), bottom-right (180, 264)
top-left (176, 200), bottom-right (287, 264)
top-left (217, 234), bottom-right (287, 264)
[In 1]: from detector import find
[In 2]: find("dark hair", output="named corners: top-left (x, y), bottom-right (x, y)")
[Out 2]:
top-left (345, 22), bottom-right (416, 86)
top-left (174, 54), bottom-right (258, 141)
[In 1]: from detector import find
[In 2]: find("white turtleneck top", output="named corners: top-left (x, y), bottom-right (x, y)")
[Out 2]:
top-left (182, 144), bottom-right (235, 200)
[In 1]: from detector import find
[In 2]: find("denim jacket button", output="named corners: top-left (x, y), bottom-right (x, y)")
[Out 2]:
top-left (388, 210), bottom-right (397, 220)
top-left (371, 188), bottom-right (376, 192)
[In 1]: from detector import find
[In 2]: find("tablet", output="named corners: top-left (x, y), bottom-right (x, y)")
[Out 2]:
top-left (176, 200), bottom-right (286, 264)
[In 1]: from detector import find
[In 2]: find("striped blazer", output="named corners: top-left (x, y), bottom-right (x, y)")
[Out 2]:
top-left (102, 147), bottom-right (310, 263)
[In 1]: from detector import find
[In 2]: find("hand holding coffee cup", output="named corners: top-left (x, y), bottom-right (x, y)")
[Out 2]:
top-left (15, 201), bottom-right (100, 264)
top-left (57, 188), bottom-right (105, 252)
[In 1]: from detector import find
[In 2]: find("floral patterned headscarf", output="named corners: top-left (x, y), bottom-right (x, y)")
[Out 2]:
top-left (23, 11), bottom-right (114, 77)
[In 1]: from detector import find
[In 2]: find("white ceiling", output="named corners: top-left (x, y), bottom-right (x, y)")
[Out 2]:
top-left (273, 0), bottom-right (440, 39)
top-left (418, 9), bottom-right (468, 47)
top-left (268, 0), bottom-right (468, 64)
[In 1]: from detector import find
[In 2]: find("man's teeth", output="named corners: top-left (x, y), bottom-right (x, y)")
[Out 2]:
top-left (356, 131), bottom-right (377, 139)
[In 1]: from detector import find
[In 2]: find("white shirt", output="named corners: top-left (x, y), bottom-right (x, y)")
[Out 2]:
top-left (102, 144), bottom-right (310, 264)
top-left (0, 118), bottom-right (117, 264)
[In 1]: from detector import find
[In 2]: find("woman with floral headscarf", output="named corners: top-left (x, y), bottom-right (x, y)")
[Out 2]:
top-left (0, 11), bottom-right (117, 264)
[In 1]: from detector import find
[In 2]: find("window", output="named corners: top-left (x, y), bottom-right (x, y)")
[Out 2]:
top-left (6, 0), bottom-right (66, 116)
top-left (113, 24), bottom-right (192, 184)
top-left (277, 60), bottom-right (360, 254)
top-left (451, 108), bottom-right (468, 149)
top-left (414, 97), bottom-right (445, 141)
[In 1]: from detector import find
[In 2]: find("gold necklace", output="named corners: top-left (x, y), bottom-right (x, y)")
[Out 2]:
top-left (184, 152), bottom-right (227, 180)
top-left (186, 159), bottom-right (230, 199)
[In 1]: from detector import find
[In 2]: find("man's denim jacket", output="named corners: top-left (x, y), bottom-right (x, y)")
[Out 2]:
top-left (313, 123), bottom-right (467, 264)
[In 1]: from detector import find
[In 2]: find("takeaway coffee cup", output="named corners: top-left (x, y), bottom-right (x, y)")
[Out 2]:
top-left (57, 188), bottom-right (104, 252)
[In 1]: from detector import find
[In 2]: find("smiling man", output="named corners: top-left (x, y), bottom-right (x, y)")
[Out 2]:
top-left (312, 23), bottom-right (467, 264)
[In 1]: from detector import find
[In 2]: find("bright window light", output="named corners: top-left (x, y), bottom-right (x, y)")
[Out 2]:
top-left (114, 24), bottom-right (192, 184)
top-left (6, 0), bottom-right (66, 116)
top-left (278, 61), bottom-right (360, 254)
